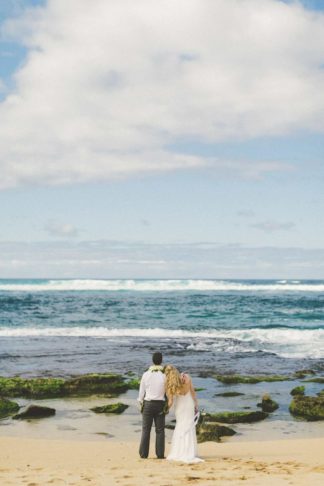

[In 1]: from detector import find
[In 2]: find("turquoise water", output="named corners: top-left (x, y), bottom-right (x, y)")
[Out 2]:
top-left (0, 279), bottom-right (323, 376)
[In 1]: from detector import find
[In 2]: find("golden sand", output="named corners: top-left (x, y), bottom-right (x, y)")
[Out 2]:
top-left (0, 436), bottom-right (324, 485)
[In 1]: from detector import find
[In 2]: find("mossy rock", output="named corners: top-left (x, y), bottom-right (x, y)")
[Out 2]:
top-left (214, 392), bottom-right (245, 397)
top-left (63, 374), bottom-right (128, 396)
top-left (290, 386), bottom-right (305, 396)
top-left (0, 377), bottom-right (66, 398)
top-left (294, 369), bottom-right (315, 379)
top-left (317, 390), bottom-right (324, 397)
top-left (126, 378), bottom-right (140, 390)
top-left (289, 396), bottom-right (324, 421)
top-left (257, 394), bottom-right (279, 413)
top-left (203, 410), bottom-right (268, 424)
top-left (125, 371), bottom-right (136, 376)
top-left (0, 397), bottom-right (20, 418)
top-left (0, 374), bottom-right (128, 399)
top-left (165, 423), bottom-right (175, 430)
top-left (13, 405), bottom-right (56, 420)
top-left (90, 402), bottom-right (129, 414)
top-left (213, 374), bottom-right (291, 384)
top-left (304, 377), bottom-right (324, 384)
top-left (197, 422), bottom-right (236, 442)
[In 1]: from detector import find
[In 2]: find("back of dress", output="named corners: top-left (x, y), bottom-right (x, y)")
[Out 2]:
top-left (167, 392), bottom-right (203, 463)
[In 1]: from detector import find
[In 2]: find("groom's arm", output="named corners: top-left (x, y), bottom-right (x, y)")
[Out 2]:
top-left (137, 372), bottom-right (146, 403)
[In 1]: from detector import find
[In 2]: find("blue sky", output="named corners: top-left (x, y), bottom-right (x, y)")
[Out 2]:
top-left (0, 0), bottom-right (324, 278)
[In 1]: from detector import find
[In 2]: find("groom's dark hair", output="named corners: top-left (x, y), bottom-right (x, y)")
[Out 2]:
top-left (152, 352), bottom-right (163, 365)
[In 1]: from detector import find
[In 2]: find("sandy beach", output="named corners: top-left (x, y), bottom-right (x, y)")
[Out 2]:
top-left (0, 435), bottom-right (323, 486)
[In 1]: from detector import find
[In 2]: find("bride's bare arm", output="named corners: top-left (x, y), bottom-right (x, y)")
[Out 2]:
top-left (167, 393), bottom-right (173, 409)
top-left (188, 376), bottom-right (198, 411)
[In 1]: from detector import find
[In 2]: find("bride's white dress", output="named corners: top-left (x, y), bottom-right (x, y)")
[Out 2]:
top-left (167, 391), bottom-right (203, 463)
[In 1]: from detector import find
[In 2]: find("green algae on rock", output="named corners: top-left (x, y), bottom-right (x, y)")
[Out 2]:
top-left (213, 374), bottom-right (291, 384)
top-left (290, 386), bottom-right (305, 396)
top-left (0, 377), bottom-right (65, 398)
top-left (304, 377), bottom-right (324, 384)
top-left (257, 394), bottom-right (279, 413)
top-left (294, 369), bottom-right (315, 379)
top-left (90, 402), bottom-right (129, 414)
top-left (197, 422), bottom-right (236, 443)
top-left (13, 405), bottom-right (56, 420)
top-left (214, 392), bottom-right (245, 397)
top-left (0, 397), bottom-right (20, 418)
top-left (202, 410), bottom-right (268, 424)
top-left (63, 374), bottom-right (128, 396)
top-left (0, 374), bottom-right (128, 399)
top-left (289, 396), bottom-right (324, 421)
top-left (126, 378), bottom-right (141, 390)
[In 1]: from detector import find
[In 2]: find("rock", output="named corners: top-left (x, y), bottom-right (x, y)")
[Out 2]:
top-left (257, 394), bottom-right (279, 413)
top-left (126, 378), bottom-right (140, 390)
top-left (213, 374), bottom-right (291, 384)
top-left (294, 369), bottom-right (316, 379)
top-left (304, 377), bottom-right (324, 384)
top-left (197, 422), bottom-right (236, 442)
top-left (214, 392), bottom-right (245, 397)
top-left (317, 390), bottom-right (324, 397)
top-left (0, 373), bottom-right (128, 399)
top-left (90, 402), bottom-right (129, 414)
top-left (13, 405), bottom-right (56, 420)
top-left (63, 374), bottom-right (128, 396)
top-left (203, 410), bottom-right (268, 424)
top-left (0, 376), bottom-right (65, 398)
top-left (0, 397), bottom-right (20, 418)
top-left (289, 396), bottom-right (324, 421)
top-left (165, 424), bottom-right (175, 430)
top-left (290, 386), bottom-right (305, 396)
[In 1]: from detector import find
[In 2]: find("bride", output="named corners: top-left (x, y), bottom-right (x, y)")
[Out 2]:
top-left (165, 365), bottom-right (204, 463)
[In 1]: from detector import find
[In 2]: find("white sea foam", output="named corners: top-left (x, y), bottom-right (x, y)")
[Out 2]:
top-left (0, 326), bottom-right (323, 358)
top-left (0, 279), bottom-right (323, 292)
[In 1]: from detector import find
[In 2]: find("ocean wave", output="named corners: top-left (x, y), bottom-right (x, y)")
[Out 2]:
top-left (0, 326), bottom-right (323, 358)
top-left (0, 279), bottom-right (323, 292)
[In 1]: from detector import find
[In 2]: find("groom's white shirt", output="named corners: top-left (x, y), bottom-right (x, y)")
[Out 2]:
top-left (138, 370), bottom-right (166, 402)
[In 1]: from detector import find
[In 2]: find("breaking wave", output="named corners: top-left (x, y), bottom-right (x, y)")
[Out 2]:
top-left (0, 326), bottom-right (323, 358)
top-left (0, 279), bottom-right (323, 292)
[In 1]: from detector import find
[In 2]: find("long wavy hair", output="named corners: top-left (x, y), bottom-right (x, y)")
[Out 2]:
top-left (165, 365), bottom-right (183, 397)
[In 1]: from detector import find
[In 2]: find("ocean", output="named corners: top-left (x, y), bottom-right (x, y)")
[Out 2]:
top-left (1, 278), bottom-right (323, 378)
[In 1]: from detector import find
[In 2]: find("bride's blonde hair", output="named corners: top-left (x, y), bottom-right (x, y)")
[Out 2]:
top-left (165, 365), bottom-right (183, 397)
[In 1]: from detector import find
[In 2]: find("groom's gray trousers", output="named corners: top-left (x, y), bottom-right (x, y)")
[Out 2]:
top-left (139, 400), bottom-right (165, 458)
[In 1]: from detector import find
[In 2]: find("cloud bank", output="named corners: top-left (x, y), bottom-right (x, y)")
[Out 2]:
top-left (1, 0), bottom-right (324, 188)
top-left (0, 240), bottom-right (323, 279)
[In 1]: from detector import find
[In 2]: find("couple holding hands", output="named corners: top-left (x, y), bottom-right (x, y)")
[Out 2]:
top-left (138, 352), bottom-right (203, 463)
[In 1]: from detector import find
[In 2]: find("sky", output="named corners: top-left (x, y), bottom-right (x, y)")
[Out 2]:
top-left (0, 0), bottom-right (324, 279)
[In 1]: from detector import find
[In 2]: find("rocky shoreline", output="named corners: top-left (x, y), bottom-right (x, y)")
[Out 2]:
top-left (1, 369), bottom-right (324, 443)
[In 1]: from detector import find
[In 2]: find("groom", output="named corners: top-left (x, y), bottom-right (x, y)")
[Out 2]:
top-left (138, 351), bottom-right (166, 459)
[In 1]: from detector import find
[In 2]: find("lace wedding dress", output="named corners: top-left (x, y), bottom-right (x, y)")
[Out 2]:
top-left (167, 391), bottom-right (203, 463)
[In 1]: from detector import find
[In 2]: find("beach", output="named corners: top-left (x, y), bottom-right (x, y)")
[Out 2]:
top-left (1, 435), bottom-right (324, 485)
top-left (1, 279), bottom-right (324, 484)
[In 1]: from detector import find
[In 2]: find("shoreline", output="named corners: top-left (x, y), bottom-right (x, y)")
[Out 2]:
top-left (1, 435), bottom-right (324, 485)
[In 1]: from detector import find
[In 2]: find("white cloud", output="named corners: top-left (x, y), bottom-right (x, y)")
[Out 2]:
top-left (0, 0), bottom-right (324, 188)
top-left (44, 220), bottom-right (80, 238)
top-left (0, 240), bottom-right (323, 278)
top-left (237, 210), bottom-right (255, 217)
top-left (251, 220), bottom-right (296, 232)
